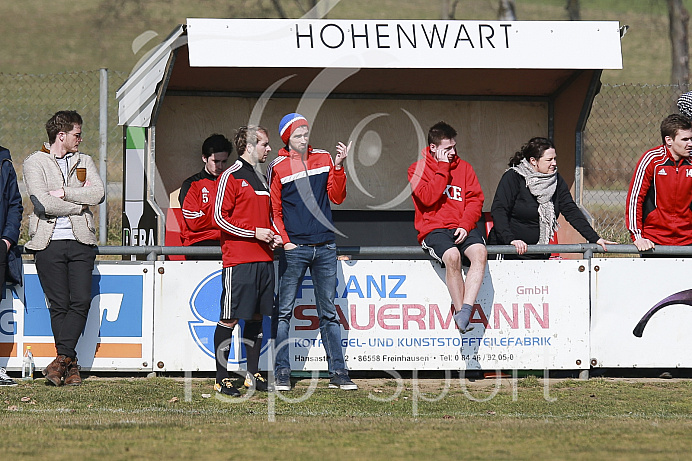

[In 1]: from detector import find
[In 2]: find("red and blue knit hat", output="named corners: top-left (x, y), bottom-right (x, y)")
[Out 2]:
top-left (279, 113), bottom-right (309, 145)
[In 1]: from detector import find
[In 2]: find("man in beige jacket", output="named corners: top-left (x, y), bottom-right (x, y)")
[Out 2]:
top-left (23, 110), bottom-right (104, 386)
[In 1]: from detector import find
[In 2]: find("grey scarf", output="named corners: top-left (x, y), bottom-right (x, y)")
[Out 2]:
top-left (512, 158), bottom-right (558, 244)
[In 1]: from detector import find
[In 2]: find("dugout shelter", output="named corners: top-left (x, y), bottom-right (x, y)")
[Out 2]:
top-left (116, 18), bottom-right (623, 249)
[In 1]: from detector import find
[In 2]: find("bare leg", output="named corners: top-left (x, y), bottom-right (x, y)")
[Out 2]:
top-left (442, 244), bottom-right (487, 332)
top-left (461, 243), bottom-right (487, 305)
top-left (441, 247), bottom-right (464, 313)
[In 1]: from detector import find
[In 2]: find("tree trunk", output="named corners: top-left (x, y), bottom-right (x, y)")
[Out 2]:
top-left (498, 0), bottom-right (517, 21)
top-left (566, 0), bottom-right (580, 21)
top-left (441, 0), bottom-right (451, 19)
top-left (668, 0), bottom-right (690, 86)
top-left (270, 0), bottom-right (288, 19)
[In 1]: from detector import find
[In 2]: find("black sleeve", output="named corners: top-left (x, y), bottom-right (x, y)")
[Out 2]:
top-left (556, 174), bottom-right (600, 243)
top-left (179, 178), bottom-right (193, 206)
top-left (490, 170), bottom-right (520, 244)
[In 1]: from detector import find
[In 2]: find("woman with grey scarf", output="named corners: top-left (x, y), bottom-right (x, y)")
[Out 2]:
top-left (488, 137), bottom-right (614, 260)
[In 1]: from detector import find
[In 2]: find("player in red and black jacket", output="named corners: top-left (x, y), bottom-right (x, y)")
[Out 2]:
top-left (179, 134), bottom-right (231, 247)
top-left (626, 114), bottom-right (692, 251)
top-left (408, 121), bottom-right (486, 334)
top-left (211, 125), bottom-right (278, 397)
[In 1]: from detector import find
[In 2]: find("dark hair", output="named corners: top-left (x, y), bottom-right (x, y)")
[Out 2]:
top-left (46, 110), bottom-right (82, 144)
top-left (508, 137), bottom-right (556, 167)
top-left (202, 134), bottom-right (233, 159)
top-left (660, 113), bottom-right (692, 144)
top-left (427, 121), bottom-right (457, 146)
top-left (234, 125), bottom-right (268, 156)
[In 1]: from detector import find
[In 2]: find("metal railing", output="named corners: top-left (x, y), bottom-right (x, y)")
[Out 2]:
top-left (15, 244), bottom-right (689, 261)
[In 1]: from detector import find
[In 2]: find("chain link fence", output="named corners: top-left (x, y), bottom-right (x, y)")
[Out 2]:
top-left (0, 71), bottom-right (684, 245)
top-left (583, 83), bottom-right (687, 242)
top-left (0, 70), bottom-right (128, 245)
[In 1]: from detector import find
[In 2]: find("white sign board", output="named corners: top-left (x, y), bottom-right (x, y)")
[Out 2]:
top-left (187, 19), bottom-right (623, 70)
top-left (154, 259), bottom-right (590, 372)
top-left (0, 262), bottom-right (154, 372)
top-left (153, 261), bottom-right (251, 372)
top-left (591, 258), bottom-right (692, 368)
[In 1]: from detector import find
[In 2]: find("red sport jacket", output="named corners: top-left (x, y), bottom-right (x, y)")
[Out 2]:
top-left (408, 147), bottom-right (484, 243)
top-left (214, 158), bottom-right (274, 267)
top-left (181, 172), bottom-right (221, 245)
top-left (626, 144), bottom-right (692, 245)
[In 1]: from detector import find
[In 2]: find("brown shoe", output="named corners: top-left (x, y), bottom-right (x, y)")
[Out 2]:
top-left (42, 355), bottom-right (68, 386)
top-left (64, 358), bottom-right (82, 386)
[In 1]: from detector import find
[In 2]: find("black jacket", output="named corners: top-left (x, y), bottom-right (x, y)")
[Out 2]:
top-left (0, 146), bottom-right (23, 286)
top-left (489, 169), bottom-right (599, 248)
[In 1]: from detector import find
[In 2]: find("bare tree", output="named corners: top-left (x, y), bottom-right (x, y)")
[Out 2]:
top-left (271, 0), bottom-right (288, 18)
top-left (668, 0), bottom-right (690, 86)
top-left (441, 0), bottom-right (460, 19)
top-left (498, 0), bottom-right (517, 20)
top-left (267, 0), bottom-right (323, 18)
top-left (566, 0), bottom-right (580, 21)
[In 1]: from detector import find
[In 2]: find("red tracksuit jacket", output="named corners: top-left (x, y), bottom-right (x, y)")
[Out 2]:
top-left (626, 144), bottom-right (692, 245)
top-left (181, 172), bottom-right (221, 245)
top-left (214, 158), bottom-right (273, 267)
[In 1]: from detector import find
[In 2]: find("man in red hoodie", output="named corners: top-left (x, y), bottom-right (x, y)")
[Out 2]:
top-left (408, 121), bottom-right (487, 333)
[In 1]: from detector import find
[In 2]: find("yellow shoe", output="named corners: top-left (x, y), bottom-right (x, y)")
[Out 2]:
top-left (244, 373), bottom-right (268, 392)
top-left (214, 378), bottom-right (241, 397)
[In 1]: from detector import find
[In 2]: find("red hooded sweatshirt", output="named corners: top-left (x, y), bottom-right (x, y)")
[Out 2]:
top-left (408, 147), bottom-right (484, 243)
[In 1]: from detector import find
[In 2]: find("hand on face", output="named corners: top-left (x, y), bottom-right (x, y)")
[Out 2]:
top-left (432, 138), bottom-right (456, 163)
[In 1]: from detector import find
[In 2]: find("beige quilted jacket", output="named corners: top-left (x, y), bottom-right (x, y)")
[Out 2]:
top-left (23, 144), bottom-right (105, 251)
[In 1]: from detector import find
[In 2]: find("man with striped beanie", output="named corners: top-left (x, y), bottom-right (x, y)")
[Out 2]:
top-left (268, 113), bottom-right (357, 391)
top-left (677, 91), bottom-right (692, 119)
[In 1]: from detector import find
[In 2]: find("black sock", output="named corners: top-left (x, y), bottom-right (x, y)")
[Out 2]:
top-left (214, 322), bottom-right (234, 384)
top-left (243, 321), bottom-right (263, 376)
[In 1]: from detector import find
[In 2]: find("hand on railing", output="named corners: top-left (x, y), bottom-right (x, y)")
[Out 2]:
top-left (633, 237), bottom-right (655, 252)
top-left (596, 238), bottom-right (617, 252)
top-left (510, 239), bottom-right (528, 255)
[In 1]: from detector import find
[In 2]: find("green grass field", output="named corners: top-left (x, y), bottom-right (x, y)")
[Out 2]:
top-left (2, 375), bottom-right (691, 459)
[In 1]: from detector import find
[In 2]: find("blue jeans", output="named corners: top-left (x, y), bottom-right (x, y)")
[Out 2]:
top-left (273, 243), bottom-right (347, 375)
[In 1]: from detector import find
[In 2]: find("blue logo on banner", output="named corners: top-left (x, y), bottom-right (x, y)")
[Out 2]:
top-left (188, 270), bottom-right (270, 363)
top-left (24, 273), bottom-right (143, 337)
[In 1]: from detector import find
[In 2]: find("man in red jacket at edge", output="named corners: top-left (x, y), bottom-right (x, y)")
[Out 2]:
top-left (626, 114), bottom-right (692, 253)
top-left (408, 121), bottom-right (487, 333)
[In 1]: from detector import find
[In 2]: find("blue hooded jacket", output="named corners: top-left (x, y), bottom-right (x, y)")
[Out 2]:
top-left (0, 145), bottom-right (24, 286)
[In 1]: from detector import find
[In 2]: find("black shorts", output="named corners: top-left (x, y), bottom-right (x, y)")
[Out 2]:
top-left (220, 261), bottom-right (275, 320)
top-left (421, 227), bottom-right (486, 266)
